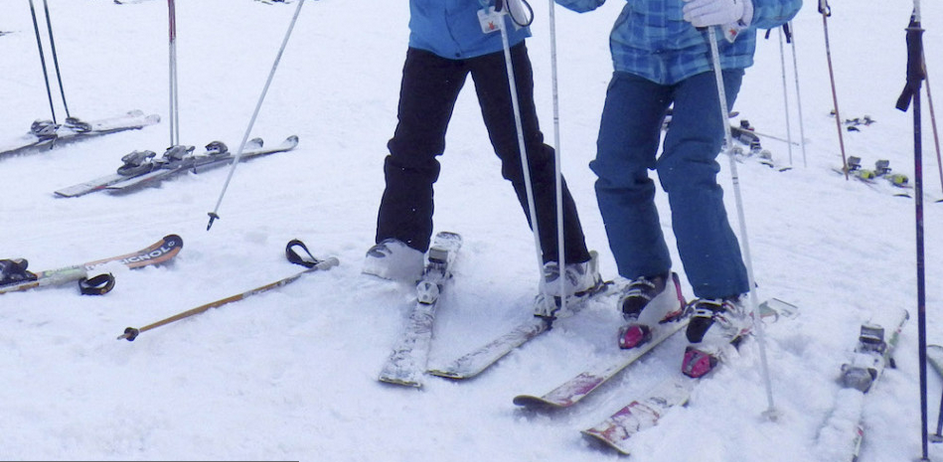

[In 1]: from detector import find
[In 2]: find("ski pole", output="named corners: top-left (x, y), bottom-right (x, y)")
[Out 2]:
top-left (495, 1), bottom-right (548, 310)
top-left (41, 0), bottom-right (70, 119)
top-left (547, 0), bottom-right (568, 314)
top-left (27, 0), bottom-right (57, 124)
top-left (785, 22), bottom-right (809, 168)
top-left (894, 7), bottom-right (929, 460)
top-left (118, 240), bottom-right (337, 341)
top-left (206, 0), bottom-right (305, 231)
top-left (819, 0), bottom-right (849, 179)
top-left (167, 0), bottom-right (179, 146)
top-left (924, 57), bottom-right (942, 200)
top-left (706, 26), bottom-right (777, 419)
top-left (776, 28), bottom-right (794, 166)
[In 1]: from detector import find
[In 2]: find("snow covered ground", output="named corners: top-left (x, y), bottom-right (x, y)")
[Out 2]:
top-left (0, 0), bottom-right (941, 460)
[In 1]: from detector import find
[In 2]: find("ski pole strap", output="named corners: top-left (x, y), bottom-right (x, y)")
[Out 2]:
top-left (286, 239), bottom-right (322, 268)
top-left (896, 14), bottom-right (926, 112)
top-left (286, 239), bottom-right (340, 271)
top-left (79, 273), bottom-right (115, 295)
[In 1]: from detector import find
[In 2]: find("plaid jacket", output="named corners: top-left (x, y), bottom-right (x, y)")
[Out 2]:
top-left (555, 0), bottom-right (802, 84)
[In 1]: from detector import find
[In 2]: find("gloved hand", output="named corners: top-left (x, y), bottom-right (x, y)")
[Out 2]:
top-left (682, 0), bottom-right (751, 28)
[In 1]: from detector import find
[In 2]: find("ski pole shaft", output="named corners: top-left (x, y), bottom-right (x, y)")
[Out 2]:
top-left (42, 0), bottom-right (69, 119)
top-left (924, 59), bottom-right (942, 198)
top-left (27, 0), bottom-right (57, 125)
top-left (777, 28), bottom-right (794, 166)
top-left (497, 11), bottom-right (546, 294)
top-left (207, 0), bottom-right (306, 231)
top-left (819, 0), bottom-right (849, 179)
top-left (547, 0), bottom-right (567, 313)
top-left (167, 0), bottom-right (179, 146)
top-left (707, 27), bottom-right (777, 419)
top-left (117, 257), bottom-right (337, 341)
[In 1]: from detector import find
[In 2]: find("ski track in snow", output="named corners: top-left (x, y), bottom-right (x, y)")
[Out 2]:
top-left (1, 0), bottom-right (942, 460)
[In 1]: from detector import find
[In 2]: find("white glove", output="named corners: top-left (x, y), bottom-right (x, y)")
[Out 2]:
top-left (682, 0), bottom-right (751, 28)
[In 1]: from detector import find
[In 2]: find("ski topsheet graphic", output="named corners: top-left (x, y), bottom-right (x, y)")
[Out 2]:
top-left (0, 234), bottom-right (182, 295)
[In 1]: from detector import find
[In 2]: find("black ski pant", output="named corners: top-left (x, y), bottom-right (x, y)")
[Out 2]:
top-left (376, 43), bottom-right (591, 265)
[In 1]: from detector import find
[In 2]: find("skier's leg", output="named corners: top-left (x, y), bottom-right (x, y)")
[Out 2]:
top-left (658, 70), bottom-right (749, 299)
top-left (471, 42), bottom-right (590, 265)
top-left (377, 48), bottom-right (468, 252)
top-left (591, 71), bottom-right (673, 280)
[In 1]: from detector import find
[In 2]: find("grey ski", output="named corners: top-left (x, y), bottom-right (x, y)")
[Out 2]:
top-left (378, 231), bottom-right (463, 388)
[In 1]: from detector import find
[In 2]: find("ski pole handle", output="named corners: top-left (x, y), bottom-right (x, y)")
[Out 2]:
top-left (313, 257), bottom-right (339, 271)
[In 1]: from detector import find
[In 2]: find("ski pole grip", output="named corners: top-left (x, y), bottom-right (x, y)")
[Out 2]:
top-left (315, 257), bottom-right (339, 271)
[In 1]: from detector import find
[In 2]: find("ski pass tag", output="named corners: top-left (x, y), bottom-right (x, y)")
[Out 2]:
top-left (478, 7), bottom-right (502, 34)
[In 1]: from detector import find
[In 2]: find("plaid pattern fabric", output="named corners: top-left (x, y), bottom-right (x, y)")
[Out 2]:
top-left (555, 0), bottom-right (802, 84)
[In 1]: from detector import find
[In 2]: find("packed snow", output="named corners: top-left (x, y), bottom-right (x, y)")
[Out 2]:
top-left (0, 0), bottom-right (941, 460)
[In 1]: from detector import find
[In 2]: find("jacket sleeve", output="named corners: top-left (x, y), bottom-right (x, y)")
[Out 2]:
top-left (749, 0), bottom-right (802, 29)
top-left (553, 0), bottom-right (606, 13)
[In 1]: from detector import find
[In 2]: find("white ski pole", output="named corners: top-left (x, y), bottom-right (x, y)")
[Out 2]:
top-left (495, 3), bottom-right (548, 309)
top-left (547, 0), bottom-right (567, 314)
top-left (707, 27), bottom-right (777, 419)
top-left (207, 0), bottom-right (306, 231)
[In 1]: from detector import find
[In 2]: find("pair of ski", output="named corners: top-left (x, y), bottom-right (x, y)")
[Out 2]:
top-left (575, 298), bottom-right (798, 455)
top-left (815, 308), bottom-right (909, 462)
top-left (0, 234), bottom-right (182, 296)
top-left (55, 135), bottom-right (299, 197)
top-left (0, 110), bottom-right (160, 158)
top-left (729, 121), bottom-right (793, 172)
top-left (834, 156), bottom-right (912, 198)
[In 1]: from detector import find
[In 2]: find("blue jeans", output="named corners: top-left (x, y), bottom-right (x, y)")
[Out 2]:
top-left (590, 70), bottom-right (749, 299)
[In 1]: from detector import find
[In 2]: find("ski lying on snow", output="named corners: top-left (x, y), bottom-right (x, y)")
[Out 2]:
top-left (513, 315), bottom-right (689, 409)
top-left (0, 234), bottom-right (182, 295)
top-left (1, 110), bottom-right (160, 158)
top-left (378, 231), bottom-right (462, 388)
top-left (815, 308), bottom-right (908, 462)
top-left (55, 135), bottom-right (298, 197)
top-left (581, 298), bottom-right (798, 455)
top-left (427, 278), bottom-right (610, 381)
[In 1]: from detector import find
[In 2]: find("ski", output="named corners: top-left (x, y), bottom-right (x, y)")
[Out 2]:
top-left (378, 231), bottom-right (463, 388)
top-left (581, 299), bottom-right (798, 455)
top-left (815, 308), bottom-right (909, 462)
top-left (55, 135), bottom-right (298, 196)
top-left (427, 277), bottom-right (610, 381)
top-left (731, 122), bottom-right (792, 172)
top-left (0, 110), bottom-right (160, 158)
top-left (105, 135), bottom-right (297, 192)
top-left (118, 238), bottom-right (337, 341)
top-left (513, 314), bottom-right (688, 409)
top-left (833, 156), bottom-right (912, 198)
top-left (0, 234), bottom-right (182, 295)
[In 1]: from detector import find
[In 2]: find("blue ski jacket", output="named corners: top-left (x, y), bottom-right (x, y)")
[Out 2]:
top-left (554, 0), bottom-right (803, 84)
top-left (408, 0), bottom-right (532, 59)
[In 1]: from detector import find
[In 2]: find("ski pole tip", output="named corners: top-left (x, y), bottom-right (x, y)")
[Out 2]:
top-left (118, 327), bottom-right (140, 341)
top-left (206, 212), bottom-right (220, 231)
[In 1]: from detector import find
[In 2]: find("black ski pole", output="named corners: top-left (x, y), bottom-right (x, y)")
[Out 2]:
top-left (41, 0), bottom-right (70, 119)
top-left (27, 0), bottom-right (57, 125)
top-left (894, 8), bottom-right (929, 461)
